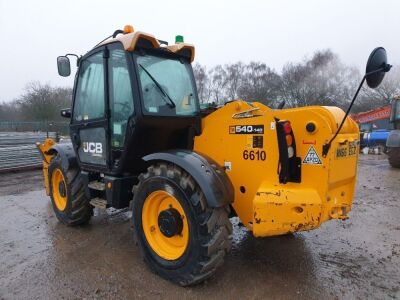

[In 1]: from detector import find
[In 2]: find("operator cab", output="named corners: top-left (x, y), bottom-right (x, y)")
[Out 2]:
top-left (57, 27), bottom-right (201, 176)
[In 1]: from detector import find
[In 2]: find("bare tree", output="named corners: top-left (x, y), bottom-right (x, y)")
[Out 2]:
top-left (191, 50), bottom-right (394, 112)
top-left (193, 63), bottom-right (208, 103)
top-left (281, 50), bottom-right (360, 108)
top-left (208, 65), bottom-right (227, 104)
top-left (17, 82), bottom-right (72, 121)
top-left (0, 100), bottom-right (21, 121)
top-left (238, 62), bottom-right (282, 106)
top-left (224, 62), bottom-right (245, 100)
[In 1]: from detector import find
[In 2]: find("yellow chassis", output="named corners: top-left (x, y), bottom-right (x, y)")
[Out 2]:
top-left (195, 101), bottom-right (359, 237)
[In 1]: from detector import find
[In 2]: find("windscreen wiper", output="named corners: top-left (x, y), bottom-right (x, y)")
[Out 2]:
top-left (139, 64), bottom-right (176, 108)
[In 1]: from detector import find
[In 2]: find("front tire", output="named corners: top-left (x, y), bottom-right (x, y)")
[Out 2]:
top-left (388, 147), bottom-right (400, 168)
top-left (48, 154), bottom-right (93, 225)
top-left (132, 162), bottom-right (232, 286)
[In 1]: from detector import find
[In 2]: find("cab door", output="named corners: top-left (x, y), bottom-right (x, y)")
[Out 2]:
top-left (70, 48), bottom-right (109, 170)
top-left (107, 44), bottom-right (135, 166)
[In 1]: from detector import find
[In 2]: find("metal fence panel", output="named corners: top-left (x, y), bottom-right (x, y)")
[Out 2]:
top-left (0, 132), bottom-right (58, 172)
top-left (0, 121), bottom-right (69, 135)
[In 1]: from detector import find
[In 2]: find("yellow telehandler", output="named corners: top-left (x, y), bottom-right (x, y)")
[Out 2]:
top-left (37, 25), bottom-right (391, 285)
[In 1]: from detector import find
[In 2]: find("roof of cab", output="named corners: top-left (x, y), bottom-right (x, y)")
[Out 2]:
top-left (99, 30), bottom-right (195, 62)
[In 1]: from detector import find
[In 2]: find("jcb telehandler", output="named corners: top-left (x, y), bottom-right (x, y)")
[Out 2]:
top-left (37, 25), bottom-right (391, 285)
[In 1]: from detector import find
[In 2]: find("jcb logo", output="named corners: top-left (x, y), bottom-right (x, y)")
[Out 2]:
top-left (83, 142), bottom-right (103, 154)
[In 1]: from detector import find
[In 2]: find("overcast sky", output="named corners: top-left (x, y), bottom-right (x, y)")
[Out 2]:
top-left (0, 0), bottom-right (399, 102)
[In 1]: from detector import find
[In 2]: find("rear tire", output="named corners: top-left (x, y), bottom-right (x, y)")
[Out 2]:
top-left (388, 147), bottom-right (400, 168)
top-left (132, 162), bottom-right (232, 286)
top-left (48, 154), bottom-right (93, 225)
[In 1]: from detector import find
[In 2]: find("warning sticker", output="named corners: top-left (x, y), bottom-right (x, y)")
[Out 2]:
top-left (303, 146), bottom-right (322, 165)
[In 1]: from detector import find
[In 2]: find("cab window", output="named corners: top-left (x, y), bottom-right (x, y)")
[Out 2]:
top-left (73, 52), bottom-right (105, 121)
top-left (136, 54), bottom-right (199, 116)
top-left (108, 48), bottom-right (134, 148)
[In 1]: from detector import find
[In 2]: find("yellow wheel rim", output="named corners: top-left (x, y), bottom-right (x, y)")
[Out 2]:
top-left (142, 190), bottom-right (189, 260)
top-left (51, 169), bottom-right (67, 211)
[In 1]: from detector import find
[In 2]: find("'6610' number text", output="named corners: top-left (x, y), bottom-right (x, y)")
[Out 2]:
top-left (243, 150), bottom-right (266, 161)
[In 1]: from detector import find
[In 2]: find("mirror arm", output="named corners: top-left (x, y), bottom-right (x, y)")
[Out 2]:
top-left (365, 64), bottom-right (392, 76)
top-left (322, 75), bottom-right (366, 157)
top-left (65, 53), bottom-right (81, 67)
top-left (322, 62), bottom-right (392, 157)
top-left (381, 63), bottom-right (392, 73)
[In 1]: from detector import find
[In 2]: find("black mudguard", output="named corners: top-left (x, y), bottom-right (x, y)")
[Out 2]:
top-left (142, 150), bottom-right (234, 208)
top-left (48, 143), bottom-right (78, 172)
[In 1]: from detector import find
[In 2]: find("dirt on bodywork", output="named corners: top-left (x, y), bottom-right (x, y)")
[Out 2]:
top-left (0, 155), bottom-right (399, 299)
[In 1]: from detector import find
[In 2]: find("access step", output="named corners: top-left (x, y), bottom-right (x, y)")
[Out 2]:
top-left (88, 181), bottom-right (105, 191)
top-left (90, 197), bottom-right (107, 209)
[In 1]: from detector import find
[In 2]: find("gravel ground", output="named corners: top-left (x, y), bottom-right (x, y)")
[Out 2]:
top-left (0, 154), bottom-right (399, 299)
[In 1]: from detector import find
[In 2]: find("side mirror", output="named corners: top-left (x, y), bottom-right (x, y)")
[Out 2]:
top-left (365, 47), bottom-right (391, 89)
top-left (61, 108), bottom-right (71, 118)
top-left (57, 56), bottom-right (71, 77)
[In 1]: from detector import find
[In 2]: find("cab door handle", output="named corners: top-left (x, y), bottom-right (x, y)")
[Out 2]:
top-left (72, 133), bottom-right (81, 146)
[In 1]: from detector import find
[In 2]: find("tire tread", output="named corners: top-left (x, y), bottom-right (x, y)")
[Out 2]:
top-left (133, 162), bottom-right (232, 286)
top-left (49, 155), bottom-right (92, 226)
top-left (388, 147), bottom-right (400, 168)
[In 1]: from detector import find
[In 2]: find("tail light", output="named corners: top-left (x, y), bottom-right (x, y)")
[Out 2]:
top-left (283, 122), bottom-right (292, 134)
top-left (275, 119), bottom-right (301, 184)
top-left (283, 121), bottom-right (294, 158)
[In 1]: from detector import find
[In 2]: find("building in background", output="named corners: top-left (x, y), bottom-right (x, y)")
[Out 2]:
top-left (351, 105), bottom-right (393, 152)
top-left (351, 105), bottom-right (393, 132)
